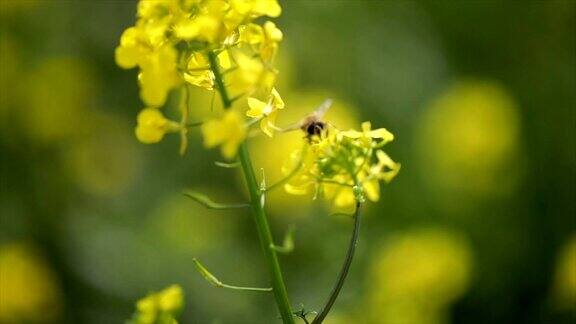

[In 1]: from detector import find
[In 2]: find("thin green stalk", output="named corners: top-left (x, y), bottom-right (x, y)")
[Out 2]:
top-left (312, 201), bottom-right (362, 324)
top-left (208, 50), bottom-right (295, 324)
top-left (207, 51), bottom-right (231, 108)
top-left (239, 143), bottom-right (295, 323)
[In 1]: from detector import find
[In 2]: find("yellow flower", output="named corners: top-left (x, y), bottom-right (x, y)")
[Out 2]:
top-left (183, 51), bottom-right (232, 90)
top-left (138, 46), bottom-right (180, 107)
top-left (230, 0), bottom-right (281, 18)
top-left (372, 150), bottom-right (401, 183)
top-left (247, 88), bottom-right (284, 136)
top-left (227, 51), bottom-right (275, 95)
top-left (260, 21), bottom-right (282, 61)
top-left (263, 21), bottom-right (283, 42)
top-left (115, 19), bottom-right (171, 70)
top-left (184, 52), bottom-right (215, 90)
top-left (129, 284), bottom-right (184, 324)
top-left (117, 0), bottom-right (285, 153)
top-left (283, 148), bottom-right (317, 195)
top-left (0, 243), bottom-right (63, 323)
top-left (238, 21), bottom-right (282, 61)
top-left (367, 228), bottom-right (473, 324)
top-left (339, 121), bottom-right (394, 144)
top-left (115, 27), bottom-right (146, 69)
top-left (135, 108), bottom-right (180, 144)
top-left (239, 23), bottom-right (264, 44)
top-left (201, 109), bottom-right (247, 159)
top-left (157, 285), bottom-right (184, 313)
top-left (552, 235), bottom-right (576, 310)
top-left (283, 120), bottom-right (399, 209)
top-left (174, 14), bottom-right (221, 43)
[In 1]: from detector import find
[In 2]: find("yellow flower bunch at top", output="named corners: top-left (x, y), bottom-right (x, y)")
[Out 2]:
top-left (128, 284), bottom-right (184, 324)
top-left (283, 122), bottom-right (400, 208)
top-left (115, 0), bottom-right (284, 157)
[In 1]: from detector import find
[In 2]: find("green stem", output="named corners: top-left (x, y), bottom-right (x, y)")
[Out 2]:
top-left (208, 50), bottom-right (295, 323)
top-left (311, 201), bottom-right (362, 324)
top-left (239, 143), bottom-right (295, 323)
top-left (207, 51), bottom-right (231, 108)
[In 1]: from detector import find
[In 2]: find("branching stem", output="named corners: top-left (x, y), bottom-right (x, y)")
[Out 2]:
top-left (311, 201), bottom-right (362, 324)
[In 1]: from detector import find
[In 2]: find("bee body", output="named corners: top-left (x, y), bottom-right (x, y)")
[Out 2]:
top-left (302, 119), bottom-right (326, 137)
top-left (280, 98), bottom-right (333, 140)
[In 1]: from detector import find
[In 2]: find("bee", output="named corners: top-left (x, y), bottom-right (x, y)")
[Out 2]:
top-left (281, 99), bottom-right (333, 139)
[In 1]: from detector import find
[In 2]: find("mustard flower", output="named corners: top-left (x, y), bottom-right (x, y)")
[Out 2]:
top-left (339, 121), bottom-right (394, 144)
top-left (135, 108), bottom-right (180, 144)
top-left (201, 109), bottom-right (247, 159)
top-left (284, 122), bottom-right (400, 208)
top-left (183, 51), bottom-right (232, 90)
top-left (116, 0), bottom-right (285, 148)
top-left (246, 88), bottom-right (284, 136)
top-left (226, 50), bottom-right (277, 97)
top-left (129, 284), bottom-right (184, 324)
top-left (229, 0), bottom-right (282, 18)
top-left (239, 21), bottom-right (283, 61)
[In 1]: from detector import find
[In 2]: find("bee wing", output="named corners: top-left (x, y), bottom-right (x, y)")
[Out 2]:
top-left (313, 98), bottom-right (333, 119)
top-left (280, 121), bottom-right (305, 132)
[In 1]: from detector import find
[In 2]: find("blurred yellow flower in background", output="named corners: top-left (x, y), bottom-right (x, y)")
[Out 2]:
top-left (417, 80), bottom-right (521, 200)
top-left (367, 228), bottom-right (473, 324)
top-left (23, 58), bottom-right (96, 143)
top-left (551, 234), bottom-right (576, 310)
top-left (65, 113), bottom-right (142, 197)
top-left (129, 284), bottom-right (184, 324)
top-left (0, 243), bottom-right (63, 323)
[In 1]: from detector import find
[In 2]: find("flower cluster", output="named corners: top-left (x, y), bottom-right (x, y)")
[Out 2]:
top-left (128, 285), bottom-right (184, 324)
top-left (115, 0), bottom-right (284, 157)
top-left (283, 122), bottom-right (400, 208)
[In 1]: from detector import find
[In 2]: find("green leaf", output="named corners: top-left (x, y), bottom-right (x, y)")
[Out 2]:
top-left (183, 191), bottom-right (249, 210)
top-left (271, 225), bottom-right (295, 254)
top-left (214, 161), bottom-right (240, 168)
top-left (192, 258), bottom-right (273, 292)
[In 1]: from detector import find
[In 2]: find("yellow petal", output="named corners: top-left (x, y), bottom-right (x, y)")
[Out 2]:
top-left (135, 124), bottom-right (164, 143)
top-left (334, 189), bottom-right (355, 207)
top-left (382, 163), bottom-right (401, 183)
top-left (339, 129), bottom-right (363, 138)
top-left (271, 88), bottom-right (284, 109)
top-left (240, 23), bottom-right (264, 44)
top-left (254, 0), bottom-right (281, 17)
top-left (222, 139), bottom-right (240, 159)
top-left (369, 128), bottom-right (394, 141)
top-left (157, 285), bottom-right (184, 313)
top-left (174, 19), bottom-right (199, 40)
top-left (363, 180), bottom-right (380, 202)
top-left (284, 183), bottom-right (309, 195)
top-left (218, 50), bottom-right (232, 69)
top-left (201, 118), bottom-right (224, 147)
top-left (361, 121), bottom-right (372, 132)
top-left (115, 45), bottom-right (141, 69)
top-left (260, 110), bottom-right (278, 137)
top-left (246, 97), bottom-right (267, 117)
top-left (264, 21), bottom-right (283, 42)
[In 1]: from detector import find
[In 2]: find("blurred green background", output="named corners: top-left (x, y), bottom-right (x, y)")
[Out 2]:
top-left (0, 0), bottom-right (574, 323)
